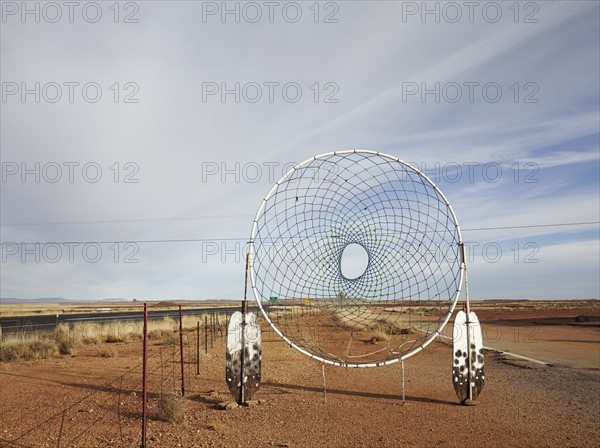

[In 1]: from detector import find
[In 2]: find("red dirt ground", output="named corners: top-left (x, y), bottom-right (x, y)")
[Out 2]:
top-left (1, 303), bottom-right (599, 447)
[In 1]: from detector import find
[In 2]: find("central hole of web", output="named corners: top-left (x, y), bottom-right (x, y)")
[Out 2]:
top-left (340, 243), bottom-right (369, 280)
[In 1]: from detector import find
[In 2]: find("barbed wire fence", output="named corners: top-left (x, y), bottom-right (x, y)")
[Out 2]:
top-left (0, 305), bottom-right (228, 448)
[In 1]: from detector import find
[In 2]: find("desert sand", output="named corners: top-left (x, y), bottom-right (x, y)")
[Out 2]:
top-left (0, 301), bottom-right (598, 447)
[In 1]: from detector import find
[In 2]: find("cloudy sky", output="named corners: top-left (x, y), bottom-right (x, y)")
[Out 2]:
top-left (1, 1), bottom-right (598, 301)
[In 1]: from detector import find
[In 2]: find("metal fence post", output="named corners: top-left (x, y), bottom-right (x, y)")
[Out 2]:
top-left (178, 304), bottom-right (185, 396)
top-left (141, 303), bottom-right (148, 448)
top-left (196, 321), bottom-right (200, 375)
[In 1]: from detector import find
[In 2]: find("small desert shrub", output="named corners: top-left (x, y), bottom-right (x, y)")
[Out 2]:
top-left (159, 317), bottom-right (177, 332)
top-left (82, 336), bottom-right (100, 345)
top-left (157, 394), bottom-right (186, 422)
top-left (58, 339), bottom-right (76, 355)
top-left (51, 325), bottom-right (79, 353)
top-left (105, 334), bottom-right (126, 344)
top-left (95, 346), bottom-right (117, 358)
top-left (180, 313), bottom-right (227, 331)
top-left (147, 330), bottom-right (163, 340)
top-left (54, 323), bottom-right (71, 337)
top-left (1, 330), bottom-right (76, 362)
top-left (71, 322), bottom-right (103, 342)
top-left (368, 329), bottom-right (390, 344)
top-left (0, 343), bottom-right (35, 362)
top-left (29, 339), bottom-right (59, 358)
top-left (363, 325), bottom-right (391, 344)
top-left (385, 323), bottom-right (415, 335)
top-left (164, 334), bottom-right (179, 346)
top-left (129, 333), bottom-right (143, 341)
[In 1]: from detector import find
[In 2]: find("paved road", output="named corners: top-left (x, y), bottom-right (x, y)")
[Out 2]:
top-left (0, 306), bottom-right (259, 335)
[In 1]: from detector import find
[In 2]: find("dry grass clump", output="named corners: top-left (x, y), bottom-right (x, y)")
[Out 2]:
top-left (364, 326), bottom-right (391, 344)
top-left (383, 322), bottom-right (416, 335)
top-left (68, 322), bottom-right (131, 345)
top-left (398, 326), bottom-right (416, 335)
top-left (364, 324), bottom-right (417, 344)
top-left (82, 336), bottom-right (101, 345)
top-left (157, 393), bottom-right (186, 422)
top-left (57, 339), bottom-right (76, 355)
top-left (0, 338), bottom-right (59, 362)
top-left (53, 323), bottom-right (71, 337)
top-left (362, 323), bottom-right (416, 344)
top-left (50, 325), bottom-right (77, 355)
top-left (180, 313), bottom-right (227, 331)
top-left (1, 311), bottom-right (227, 363)
top-left (370, 328), bottom-right (391, 342)
top-left (147, 330), bottom-right (163, 340)
top-left (104, 334), bottom-right (126, 343)
top-left (145, 313), bottom-right (227, 334)
top-left (95, 346), bottom-right (117, 358)
top-left (0, 342), bottom-right (36, 362)
top-left (0, 324), bottom-right (77, 361)
top-left (148, 316), bottom-right (177, 333)
top-left (29, 339), bottom-right (60, 357)
top-left (164, 334), bottom-right (179, 346)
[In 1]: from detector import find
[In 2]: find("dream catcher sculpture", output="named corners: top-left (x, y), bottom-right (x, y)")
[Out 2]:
top-left (227, 150), bottom-right (484, 405)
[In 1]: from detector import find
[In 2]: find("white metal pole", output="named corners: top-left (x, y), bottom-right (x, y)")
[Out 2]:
top-left (401, 360), bottom-right (405, 404)
top-left (321, 364), bottom-right (327, 402)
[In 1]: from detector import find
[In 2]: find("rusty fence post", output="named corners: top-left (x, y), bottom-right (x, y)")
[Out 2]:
top-left (196, 321), bottom-right (200, 375)
top-left (178, 304), bottom-right (185, 396)
top-left (141, 303), bottom-right (148, 448)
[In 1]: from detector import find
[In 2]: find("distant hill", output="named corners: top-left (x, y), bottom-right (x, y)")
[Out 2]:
top-left (1, 298), bottom-right (69, 303)
top-left (0, 297), bottom-right (129, 303)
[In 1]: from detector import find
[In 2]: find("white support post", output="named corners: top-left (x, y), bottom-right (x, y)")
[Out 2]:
top-left (401, 360), bottom-right (406, 404)
top-left (321, 364), bottom-right (327, 402)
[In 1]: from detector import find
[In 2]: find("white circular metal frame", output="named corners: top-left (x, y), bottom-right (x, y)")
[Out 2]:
top-left (248, 150), bottom-right (465, 367)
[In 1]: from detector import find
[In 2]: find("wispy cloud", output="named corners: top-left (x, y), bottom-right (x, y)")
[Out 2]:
top-left (1, 1), bottom-right (598, 300)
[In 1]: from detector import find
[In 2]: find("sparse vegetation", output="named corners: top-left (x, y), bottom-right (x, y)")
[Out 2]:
top-left (105, 334), bottom-right (126, 343)
top-left (129, 332), bottom-right (143, 341)
top-left (0, 342), bottom-right (35, 362)
top-left (157, 393), bottom-right (186, 422)
top-left (147, 330), bottom-right (163, 340)
top-left (0, 311), bottom-right (230, 364)
top-left (364, 326), bottom-right (391, 344)
top-left (57, 339), bottom-right (76, 355)
top-left (0, 338), bottom-right (58, 362)
top-left (164, 334), bottom-right (179, 346)
top-left (95, 346), bottom-right (117, 358)
top-left (354, 321), bottom-right (417, 344)
top-left (381, 322), bottom-right (416, 335)
top-left (82, 336), bottom-right (101, 345)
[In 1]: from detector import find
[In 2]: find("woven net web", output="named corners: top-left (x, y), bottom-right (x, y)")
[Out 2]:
top-left (249, 150), bottom-right (463, 367)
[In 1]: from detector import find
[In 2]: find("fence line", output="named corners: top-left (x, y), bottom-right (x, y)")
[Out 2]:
top-left (0, 306), bottom-right (228, 448)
